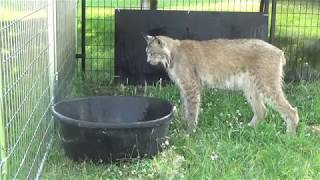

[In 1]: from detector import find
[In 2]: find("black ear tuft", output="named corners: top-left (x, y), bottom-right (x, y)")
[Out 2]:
top-left (142, 33), bottom-right (148, 41)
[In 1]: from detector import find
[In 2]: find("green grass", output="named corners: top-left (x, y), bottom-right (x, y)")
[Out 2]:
top-left (41, 0), bottom-right (320, 179)
top-left (42, 74), bottom-right (320, 179)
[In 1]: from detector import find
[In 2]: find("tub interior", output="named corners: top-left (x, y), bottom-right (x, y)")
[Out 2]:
top-left (54, 96), bottom-right (172, 123)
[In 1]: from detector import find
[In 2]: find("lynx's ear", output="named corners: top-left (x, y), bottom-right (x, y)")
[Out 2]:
top-left (142, 33), bottom-right (153, 43)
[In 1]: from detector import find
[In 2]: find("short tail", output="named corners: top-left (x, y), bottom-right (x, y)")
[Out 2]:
top-left (279, 52), bottom-right (286, 81)
top-left (280, 52), bottom-right (286, 66)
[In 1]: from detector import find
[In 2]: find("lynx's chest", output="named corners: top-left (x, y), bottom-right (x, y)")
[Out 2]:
top-left (167, 69), bottom-right (181, 86)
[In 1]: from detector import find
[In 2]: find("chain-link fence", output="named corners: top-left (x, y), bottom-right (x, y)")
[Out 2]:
top-left (0, 0), bottom-right (76, 179)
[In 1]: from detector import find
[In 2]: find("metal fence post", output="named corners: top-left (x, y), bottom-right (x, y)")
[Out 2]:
top-left (260, 0), bottom-right (269, 13)
top-left (269, 0), bottom-right (277, 44)
top-left (260, 0), bottom-right (265, 12)
top-left (48, 0), bottom-right (57, 102)
top-left (0, 40), bottom-right (7, 180)
top-left (0, 6), bottom-right (7, 178)
top-left (264, 0), bottom-right (269, 13)
top-left (81, 0), bottom-right (86, 71)
top-left (141, 0), bottom-right (158, 10)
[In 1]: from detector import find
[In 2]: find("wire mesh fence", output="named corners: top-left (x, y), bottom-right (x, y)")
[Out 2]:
top-left (79, 0), bottom-right (319, 81)
top-left (274, 0), bottom-right (320, 81)
top-left (80, 0), bottom-right (264, 79)
top-left (0, 0), bottom-right (53, 179)
top-left (0, 0), bottom-right (76, 179)
top-left (55, 0), bottom-right (77, 102)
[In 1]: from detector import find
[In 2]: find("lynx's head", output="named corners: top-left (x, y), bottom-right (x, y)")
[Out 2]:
top-left (144, 35), bottom-right (179, 69)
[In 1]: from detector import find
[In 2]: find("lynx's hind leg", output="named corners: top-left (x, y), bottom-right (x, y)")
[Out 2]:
top-left (264, 89), bottom-right (299, 134)
top-left (244, 83), bottom-right (267, 128)
top-left (260, 51), bottom-right (298, 134)
top-left (258, 71), bottom-right (299, 134)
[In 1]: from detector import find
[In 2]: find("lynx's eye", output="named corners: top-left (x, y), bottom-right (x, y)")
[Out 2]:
top-left (156, 39), bottom-right (161, 45)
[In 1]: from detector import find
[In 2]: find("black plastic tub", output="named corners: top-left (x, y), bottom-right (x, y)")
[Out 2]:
top-left (52, 96), bottom-right (174, 162)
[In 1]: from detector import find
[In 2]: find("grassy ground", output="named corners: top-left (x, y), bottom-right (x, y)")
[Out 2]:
top-left (42, 74), bottom-right (320, 179)
top-left (44, 0), bottom-right (320, 178)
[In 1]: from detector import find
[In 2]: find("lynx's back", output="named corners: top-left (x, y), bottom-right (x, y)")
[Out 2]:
top-left (173, 39), bottom-right (285, 90)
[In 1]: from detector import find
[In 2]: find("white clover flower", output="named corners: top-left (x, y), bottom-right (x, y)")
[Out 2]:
top-left (210, 152), bottom-right (219, 161)
top-left (131, 170), bottom-right (137, 175)
top-left (165, 139), bottom-right (169, 146)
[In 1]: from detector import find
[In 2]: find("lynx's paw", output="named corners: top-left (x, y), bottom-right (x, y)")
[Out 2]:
top-left (186, 121), bottom-right (198, 134)
top-left (286, 122), bottom-right (297, 135)
top-left (248, 116), bottom-right (259, 128)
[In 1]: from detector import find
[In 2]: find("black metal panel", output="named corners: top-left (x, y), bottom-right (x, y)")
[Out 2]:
top-left (115, 10), bottom-right (268, 85)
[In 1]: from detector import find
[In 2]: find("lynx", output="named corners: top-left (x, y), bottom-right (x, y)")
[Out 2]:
top-left (144, 35), bottom-right (299, 134)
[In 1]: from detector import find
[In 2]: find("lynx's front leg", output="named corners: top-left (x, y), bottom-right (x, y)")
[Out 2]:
top-left (180, 81), bottom-right (201, 133)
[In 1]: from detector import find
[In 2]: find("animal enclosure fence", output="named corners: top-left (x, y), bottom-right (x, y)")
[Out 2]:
top-left (79, 0), bottom-right (320, 81)
top-left (0, 0), bottom-right (76, 179)
top-left (79, 0), bottom-right (269, 79)
top-left (274, 0), bottom-right (320, 81)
